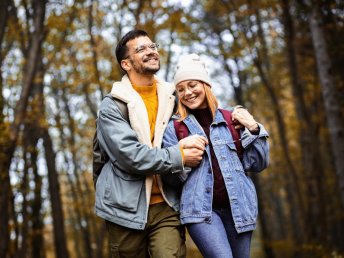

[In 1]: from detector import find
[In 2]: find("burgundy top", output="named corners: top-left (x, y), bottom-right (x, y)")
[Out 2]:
top-left (191, 108), bottom-right (230, 208)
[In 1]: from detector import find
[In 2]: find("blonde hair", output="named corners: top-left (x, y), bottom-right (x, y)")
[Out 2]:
top-left (176, 83), bottom-right (218, 121)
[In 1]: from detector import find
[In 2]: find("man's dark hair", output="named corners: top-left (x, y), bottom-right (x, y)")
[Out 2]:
top-left (115, 29), bottom-right (149, 70)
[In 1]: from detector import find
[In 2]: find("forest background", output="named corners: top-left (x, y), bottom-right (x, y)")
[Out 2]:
top-left (0, 0), bottom-right (344, 257)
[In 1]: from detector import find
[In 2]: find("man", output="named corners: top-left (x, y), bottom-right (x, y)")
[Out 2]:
top-left (95, 29), bottom-right (207, 257)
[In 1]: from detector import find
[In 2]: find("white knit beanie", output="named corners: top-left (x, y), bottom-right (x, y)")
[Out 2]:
top-left (174, 53), bottom-right (211, 87)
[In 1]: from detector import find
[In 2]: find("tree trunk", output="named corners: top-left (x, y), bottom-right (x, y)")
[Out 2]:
top-left (247, 2), bottom-right (314, 252)
top-left (31, 52), bottom-right (70, 258)
top-left (254, 57), bottom-right (306, 248)
top-left (31, 149), bottom-right (46, 258)
top-left (0, 2), bottom-right (46, 256)
top-left (9, 0), bottom-right (46, 146)
top-left (88, 0), bottom-right (104, 99)
top-left (15, 147), bottom-right (30, 258)
top-left (60, 90), bottom-right (94, 258)
top-left (0, 1), bottom-right (12, 257)
top-left (25, 60), bottom-right (46, 258)
top-left (308, 1), bottom-right (344, 210)
top-left (281, 0), bottom-right (327, 246)
top-left (164, 26), bottom-right (175, 82)
top-left (42, 128), bottom-right (70, 258)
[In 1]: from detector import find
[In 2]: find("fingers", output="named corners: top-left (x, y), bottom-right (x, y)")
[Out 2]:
top-left (232, 106), bottom-right (250, 121)
top-left (179, 135), bottom-right (208, 150)
top-left (234, 124), bottom-right (244, 130)
top-left (183, 147), bottom-right (204, 167)
top-left (179, 135), bottom-right (207, 167)
top-left (232, 106), bottom-right (257, 129)
top-left (191, 141), bottom-right (206, 151)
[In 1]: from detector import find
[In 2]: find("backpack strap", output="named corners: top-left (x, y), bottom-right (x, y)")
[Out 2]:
top-left (104, 94), bottom-right (129, 122)
top-left (219, 109), bottom-right (244, 160)
top-left (173, 120), bottom-right (189, 140)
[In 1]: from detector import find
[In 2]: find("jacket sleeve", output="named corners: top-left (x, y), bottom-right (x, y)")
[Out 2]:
top-left (97, 97), bottom-right (184, 175)
top-left (241, 123), bottom-right (270, 173)
top-left (161, 120), bottom-right (191, 186)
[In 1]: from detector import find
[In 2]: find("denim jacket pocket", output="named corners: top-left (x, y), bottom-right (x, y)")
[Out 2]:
top-left (224, 143), bottom-right (243, 170)
top-left (103, 162), bottom-right (144, 212)
top-left (226, 142), bottom-right (237, 151)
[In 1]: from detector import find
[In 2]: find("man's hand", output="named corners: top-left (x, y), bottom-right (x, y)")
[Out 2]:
top-left (179, 135), bottom-right (208, 150)
top-left (179, 135), bottom-right (208, 167)
top-left (183, 147), bottom-right (204, 167)
top-left (232, 106), bottom-right (258, 131)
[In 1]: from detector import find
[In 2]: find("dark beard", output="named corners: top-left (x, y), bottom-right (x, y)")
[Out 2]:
top-left (130, 56), bottom-right (160, 75)
top-left (141, 65), bottom-right (160, 74)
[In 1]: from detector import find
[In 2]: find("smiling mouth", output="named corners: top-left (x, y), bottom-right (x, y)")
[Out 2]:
top-left (143, 55), bottom-right (159, 63)
top-left (185, 96), bottom-right (197, 102)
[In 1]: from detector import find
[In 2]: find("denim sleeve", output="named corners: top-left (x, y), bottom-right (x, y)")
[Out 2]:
top-left (162, 120), bottom-right (191, 185)
top-left (97, 98), bottom-right (184, 175)
top-left (241, 123), bottom-right (270, 173)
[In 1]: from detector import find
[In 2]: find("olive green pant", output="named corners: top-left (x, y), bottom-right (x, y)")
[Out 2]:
top-left (106, 202), bottom-right (186, 258)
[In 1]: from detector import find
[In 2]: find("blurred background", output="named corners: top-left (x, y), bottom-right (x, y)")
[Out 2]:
top-left (0, 0), bottom-right (344, 257)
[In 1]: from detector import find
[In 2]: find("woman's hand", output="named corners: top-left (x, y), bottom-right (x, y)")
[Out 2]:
top-left (179, 135), bottom-right (208, 150)
top-left (232, 106), bottom-right (259, 132)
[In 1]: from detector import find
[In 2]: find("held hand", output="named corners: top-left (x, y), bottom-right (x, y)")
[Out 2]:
top-left (232, 106), bottom-right (258, 131)
top-left (179, 135), bottom-right (208, 151)
top-left (183, 147), bottom-right (204, 167)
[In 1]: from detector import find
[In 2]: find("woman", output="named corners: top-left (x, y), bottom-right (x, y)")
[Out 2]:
top-left (162, 54), bottom-right (270, 258)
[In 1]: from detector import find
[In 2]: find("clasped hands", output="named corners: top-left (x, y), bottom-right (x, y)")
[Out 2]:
top-left (179, 135), bottom-right (208, 167)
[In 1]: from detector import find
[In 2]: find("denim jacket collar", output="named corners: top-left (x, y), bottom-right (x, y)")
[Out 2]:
top-left (184, 109), bottom-right (226, 127)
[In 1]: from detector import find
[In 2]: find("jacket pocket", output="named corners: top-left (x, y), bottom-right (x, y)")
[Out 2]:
top-left (103, 162), bottom-right (144, 212)
top-left (226, 142), bottom-right (237, 151)
top-left (224, 143), bottom-right (243, 170)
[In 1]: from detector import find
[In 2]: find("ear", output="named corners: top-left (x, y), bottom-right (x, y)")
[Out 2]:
top-left (121, 59), bottom-right (131, 72)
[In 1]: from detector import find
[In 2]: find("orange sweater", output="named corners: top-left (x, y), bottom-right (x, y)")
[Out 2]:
top-left (132, 81), bottom-right (164, 205)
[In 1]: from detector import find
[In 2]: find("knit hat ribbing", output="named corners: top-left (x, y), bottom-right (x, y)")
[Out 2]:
top-left (173, 54), bottom-right (211, 87)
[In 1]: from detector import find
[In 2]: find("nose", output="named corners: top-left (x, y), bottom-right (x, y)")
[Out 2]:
top-left (145, 45), bottom-right (156, 55)
top-left (185, 87), bottom-right (193, 96)
top-left (145, 47), bottom-right (154, 54)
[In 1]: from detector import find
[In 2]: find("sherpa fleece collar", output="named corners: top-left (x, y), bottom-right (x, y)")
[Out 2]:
top-left (110, 75), bottom-right (175, 147)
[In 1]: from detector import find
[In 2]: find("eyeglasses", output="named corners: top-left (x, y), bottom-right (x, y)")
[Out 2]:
top-left (124, 43), bottom-right (159, 60)
top-left (134, 43), bottom-right (159, 54)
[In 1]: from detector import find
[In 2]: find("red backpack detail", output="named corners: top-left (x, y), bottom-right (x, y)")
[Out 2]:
top-left (173, 109), bottom-right (244, 160)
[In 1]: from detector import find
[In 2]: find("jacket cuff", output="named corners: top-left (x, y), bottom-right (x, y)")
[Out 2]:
top-left (241, 123), bottom-right (269, 148)
top-left (168, 145), bottom-right (184, 174)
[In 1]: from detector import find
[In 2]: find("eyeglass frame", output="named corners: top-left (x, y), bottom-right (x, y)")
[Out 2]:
top-left (123, 43), bottom-right (160, 59)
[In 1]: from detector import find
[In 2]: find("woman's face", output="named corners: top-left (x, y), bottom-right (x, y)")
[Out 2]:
top-left (176, 80), bottom-right (208, 110)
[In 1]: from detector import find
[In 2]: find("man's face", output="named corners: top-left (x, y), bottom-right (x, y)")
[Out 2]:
top-left (124, 36), bottom-right (160, 75)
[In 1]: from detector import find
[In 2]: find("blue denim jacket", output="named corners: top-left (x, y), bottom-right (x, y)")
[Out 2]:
top-left (162, 109), bottom-right (269, 233)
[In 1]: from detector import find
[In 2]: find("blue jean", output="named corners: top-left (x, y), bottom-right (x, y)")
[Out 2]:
top-left (186, 208), bottom-right (252, 258)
